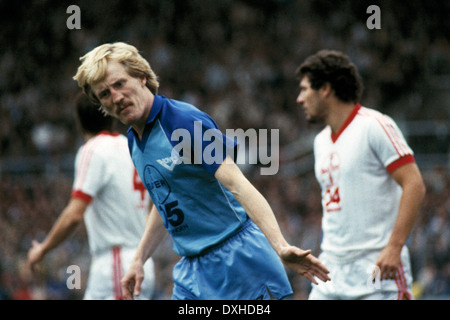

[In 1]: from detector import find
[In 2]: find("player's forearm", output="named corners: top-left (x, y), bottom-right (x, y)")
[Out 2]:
top-left (236, 184), bottom-right (290, 255)
top-left (42, 201), bottom-right (84, 254)
top-left (215, 159), bottom-right (289, 254)
top-left (133, 205), bottom-right (167, 264)
top-left (388, 176), bottom-right (426, 249)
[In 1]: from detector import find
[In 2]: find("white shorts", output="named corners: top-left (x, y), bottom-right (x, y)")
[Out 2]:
top-left (84, 246), bottom-right (155, 300)
top-left (309, 247), bottom-right (413, 300)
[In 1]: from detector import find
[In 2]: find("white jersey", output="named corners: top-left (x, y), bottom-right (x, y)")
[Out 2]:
top-left (314, 104), bottom-right (415, 256)
top-left (72, 132), bottom-right (150, 254)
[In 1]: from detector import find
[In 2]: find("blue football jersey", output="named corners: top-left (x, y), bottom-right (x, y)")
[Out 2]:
top-left (128, 94), bottom-right (248, 256)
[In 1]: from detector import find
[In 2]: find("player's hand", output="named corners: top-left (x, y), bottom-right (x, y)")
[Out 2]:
top-left (27, 240), bottom-right (45, 273)
top-left (121, 260), bottom-right (145, 300)
top-left (375, 245), bottom-right (402, 281)
top-left (280, 246), bottom-right (330, 285)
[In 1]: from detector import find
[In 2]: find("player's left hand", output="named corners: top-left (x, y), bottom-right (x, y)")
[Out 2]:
top-left (280, 246), bottom-right (330, 285)
top-left (374, 245), bottom-right (402, 281)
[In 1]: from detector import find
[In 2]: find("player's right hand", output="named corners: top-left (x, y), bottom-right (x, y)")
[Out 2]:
top-left (280, 246), bottom-right (331, 285)
top-left (27, 240), bottom-right (44, 273)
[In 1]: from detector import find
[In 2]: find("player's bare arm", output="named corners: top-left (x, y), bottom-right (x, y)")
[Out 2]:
top-left (375, 162), bottom-right (425, 280)
top-left (215, 156), bottom-right (330, 284)
top-left (27, 198), bottom-right (88, 273)
top-left (121, 205), bottom-right (167, 299)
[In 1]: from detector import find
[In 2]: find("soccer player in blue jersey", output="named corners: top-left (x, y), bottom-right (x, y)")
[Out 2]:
top-left (73, 42), bottom-right (330, 300)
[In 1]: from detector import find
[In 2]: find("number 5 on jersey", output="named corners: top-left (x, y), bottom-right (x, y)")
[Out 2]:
top-left (164, 200), bottom-right (184, 227)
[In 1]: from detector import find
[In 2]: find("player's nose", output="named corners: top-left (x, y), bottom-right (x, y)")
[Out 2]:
top-left (111, 88), bottom-right (124, 104)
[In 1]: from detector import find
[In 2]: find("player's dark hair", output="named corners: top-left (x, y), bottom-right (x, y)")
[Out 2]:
top-left (75, 92), bottom-right (114, 135)
top-left (296, 50), bottom-right (364, 103)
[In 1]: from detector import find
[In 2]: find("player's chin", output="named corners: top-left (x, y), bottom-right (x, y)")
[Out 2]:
top-left (119, 112), bottom-right (136, 126)
top-left (303, 110), bottom-right (315, 123)
top-left (306, 115), bottom-right (321, 124)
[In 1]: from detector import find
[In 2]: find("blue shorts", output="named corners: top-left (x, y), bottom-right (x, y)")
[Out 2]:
top-left (171, 219), bottom-right (293, 300)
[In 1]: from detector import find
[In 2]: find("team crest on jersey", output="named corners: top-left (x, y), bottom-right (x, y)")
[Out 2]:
top-left (156, 153), bottom-right (182, 171)
top-left (143, 165), bottom-right (171, 204)
top-left (319, 152), bottom-right (342, 212)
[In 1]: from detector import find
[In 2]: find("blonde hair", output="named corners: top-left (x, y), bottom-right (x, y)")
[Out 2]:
top-left (73, 42), bottom-right (159, 105)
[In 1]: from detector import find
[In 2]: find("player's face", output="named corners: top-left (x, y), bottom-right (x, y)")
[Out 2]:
top-left (92, 60), bottom-right (150, 127)
top-left (297, 77), bottom-right (328, 124)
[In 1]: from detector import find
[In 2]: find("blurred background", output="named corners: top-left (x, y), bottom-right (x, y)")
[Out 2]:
top-left (0, 0), bottom-right (448, 300)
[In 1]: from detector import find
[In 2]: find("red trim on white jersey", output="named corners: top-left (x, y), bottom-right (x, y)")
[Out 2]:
top-left (331, 104), bottom-right (361, 143)
top-left (97, 131), bottom-right (121, 137)
top-left (73, 132), bottom-right (118, 192)
top-left (73, 137), bottom-right (102, 191)
top-left (386, 154), bottom-right (415, 174)
top-left (358, 107), bottom-right (411, 158)
top-left (71, 190), bottom-right (93, 203)
top-left (112, 246), bottom-right (123, 300)
top-left (357, 106), bottom-right (415, 173)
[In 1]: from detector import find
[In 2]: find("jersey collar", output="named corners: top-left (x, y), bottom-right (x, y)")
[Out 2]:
top-left (145, 94), bottom-right (164, 125)
top-left (97, 130), bottom-right (120, 136)
top-left (331, 103), bottom-right (361, 143)
top-left (127, 94), bottom-right (164, 135)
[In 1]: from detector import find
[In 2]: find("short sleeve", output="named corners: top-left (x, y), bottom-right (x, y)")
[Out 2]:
top-left (160, 100), bottom-right (238, 175)
top-left (367, 114), bottom-right (415, 174)
top-left (71, 143), bottom-right (106, 202)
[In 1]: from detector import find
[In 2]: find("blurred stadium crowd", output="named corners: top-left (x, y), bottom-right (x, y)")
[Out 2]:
top-left (0, 0), bottom-right (448, 299)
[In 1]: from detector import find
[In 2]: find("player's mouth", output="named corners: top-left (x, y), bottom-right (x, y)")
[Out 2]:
top-left (119, 103), bottom-right (132, 115)
top-left (303, 107), bottom-right (313, 120)
top-left (302, 106), bottom-right (309, 115)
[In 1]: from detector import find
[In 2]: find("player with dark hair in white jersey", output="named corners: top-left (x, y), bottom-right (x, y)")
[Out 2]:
top-left (27, 92), bottom-right (155, 300)
top-left (296, 50), bottom-right (426, 300)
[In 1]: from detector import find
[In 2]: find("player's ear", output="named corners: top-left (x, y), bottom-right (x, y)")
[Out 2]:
top-left (320, 82), bottom-right (333, 98)
top-left (140, 76), bottom-right (147, 88)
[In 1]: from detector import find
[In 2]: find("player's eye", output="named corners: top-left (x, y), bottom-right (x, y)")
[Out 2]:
top-left (114, 81), bottom-right (124, 89)
top-left (99, 90), bottom-right (110, 99)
